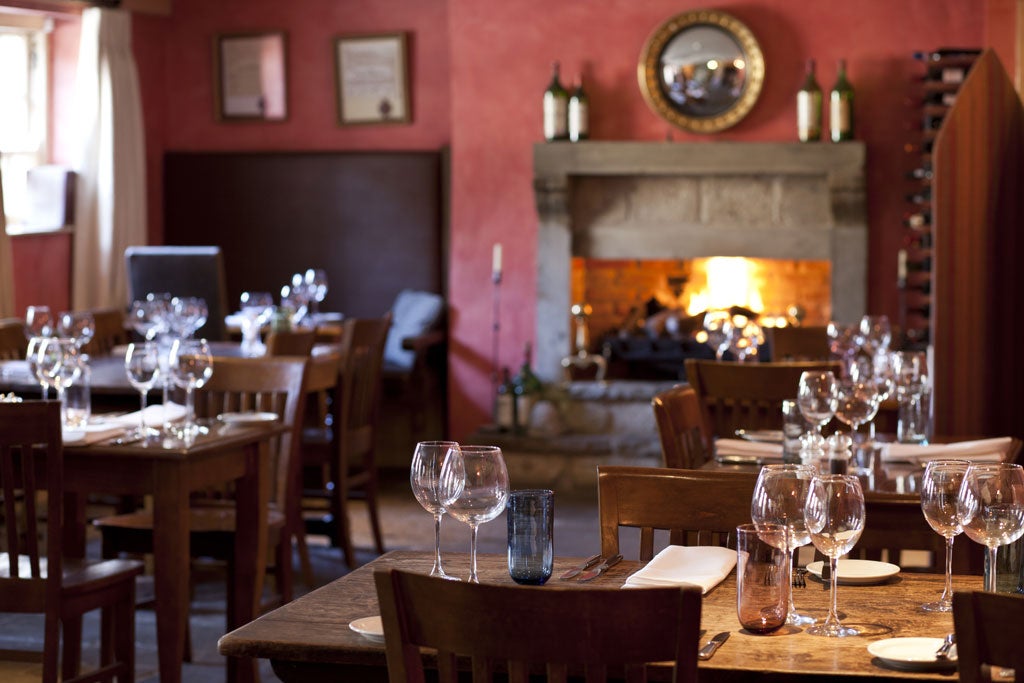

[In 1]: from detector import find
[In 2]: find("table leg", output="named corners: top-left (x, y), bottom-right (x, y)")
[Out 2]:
top-left (228, 439), bottom-right (271, 683)
top-left (152, 464), bottom-right (189, 683)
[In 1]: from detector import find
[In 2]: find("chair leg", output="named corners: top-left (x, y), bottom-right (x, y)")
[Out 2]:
top-left (334, 484), bottom-right (358, 569)
top-left (116, 585), bottom-right (136, 683)
top-left (365, 473), bottom-right (385, 555)
top-left (275, 533), bottom-right (295, 605)
top-left (42, 612), bottom-right (60, 683)
top-left (61, 615), bottom-right (83, 681)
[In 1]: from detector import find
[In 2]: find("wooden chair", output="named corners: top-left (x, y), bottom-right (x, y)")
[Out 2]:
top-left (374, 567), bottom-right (702, 683)
top-left (684, 358), bottom-right (842, 439)
top-left (0, 401), bottom-right (143, 683)
top-left (266, 328), bottom-right (316, 357)
top-left (953, 590), bottom-right (1024, 683)
top-left (598, 465), bottom-right (758, 561)
top-left (303, 314), bottom-right (391, 567)
top-left (94, 356), bottom-right (308, 631)
top-left (0, 317), bottom-right (27, 360)
top-left (767, 325), bottom-right (830, 361)
top-left (82, 307), bottom-right (129, 357)
top-left (651, 384), bottom-right (710, 468)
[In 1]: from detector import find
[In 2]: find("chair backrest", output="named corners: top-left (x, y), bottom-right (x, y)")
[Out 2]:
top-left (265, 329), bottom-right (316, 357)
top-left (83, 307), bottom-right (129, 357)
top-left (953, 590), bottom-right (1024, 683)
top-left (0, 318), bottom-right (27, 361)
top-left (193, 356), bottom-right (308, 512)
top-left (336, 314), bottom-right (392, 469)
top-left (124, 245), bottom-right (230, 341)
top-left (767, 325), bottom-right (831, 361)
top-left (651, 384), bottom-right (709, 469)
top-left (684, 358), bottom-right (842, 439)
top-left (598, 465), bottom-right (757, 561)
top-left (0, 401), bottom-right (63, 609)
top-left (374, 567), bottom-right (701, 683)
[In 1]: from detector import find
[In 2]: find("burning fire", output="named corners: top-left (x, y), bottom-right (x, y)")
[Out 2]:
top-left (685, 257), bottom-right (765, 316)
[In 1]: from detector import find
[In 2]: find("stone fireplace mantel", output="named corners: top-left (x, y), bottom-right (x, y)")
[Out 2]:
top-left (532, 140), bottom-right (867, 382)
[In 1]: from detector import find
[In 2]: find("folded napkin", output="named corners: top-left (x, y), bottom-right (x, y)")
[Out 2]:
top-left (62, 403), bottom-right (189, 446)
top-left (714, 438), bottom-right (783, 462)
top-left (108, 402), bottom-right (187, 428)
top-left (881, 437), bottom-right (1014, 465)
top-left (63, 423), bottom-right (126, 446)
top-left (623, 545), bottom-right (736, 594)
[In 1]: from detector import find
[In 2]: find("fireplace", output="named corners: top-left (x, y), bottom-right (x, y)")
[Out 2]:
top-left (533, 141), bottom-right (867, 382)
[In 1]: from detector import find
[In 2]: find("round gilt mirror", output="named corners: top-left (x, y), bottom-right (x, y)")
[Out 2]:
top-left (638, 9), bottom-right (765, 134)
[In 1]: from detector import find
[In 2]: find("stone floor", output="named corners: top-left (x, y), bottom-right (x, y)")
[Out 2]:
top-left (0, 468), bottom-right (614, 682)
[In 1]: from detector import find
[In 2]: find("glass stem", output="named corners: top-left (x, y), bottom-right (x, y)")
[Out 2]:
top-left (139, 390), bottom-right (148, 435)
top-left (939, 536), bottom-right (955, 603)
top-left (985, 546), bottom-right (998, 592)
top-left (432, 512), bottom-right (444, 574)
top-left (468, 524), bottom-right (480, 583)
top-left (785, 548), bottom-right (797, 617)
top-left (184, 385), bottom-right (195, 438)
top-left (56, 385), bottom-right (66, 425)
top-left (827, 555), bottom-right (840, 626)
top-left (39, 382), bottom-right (47, 400)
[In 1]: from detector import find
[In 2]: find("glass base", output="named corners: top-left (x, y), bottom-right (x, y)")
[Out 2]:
top-left (921, 600), bottom-right (952, 613)
top-left (787, 610), bottom-right (816, 626)
top-left (429, 566), bottom-right (461, 581)
top-left (806, 622), bottom-right (859, 637)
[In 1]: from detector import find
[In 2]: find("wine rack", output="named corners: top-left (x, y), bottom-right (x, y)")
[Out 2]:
top-left (899, 48), bottom-right (981, 349)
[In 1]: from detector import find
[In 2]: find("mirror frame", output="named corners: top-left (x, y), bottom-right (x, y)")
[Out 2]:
top-left (638, 9), bottom-right (765, 134)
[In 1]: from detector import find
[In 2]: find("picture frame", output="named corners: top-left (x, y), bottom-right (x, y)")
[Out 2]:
top-left (214, 31), bottom-right (288, 121)
top-left (334, 32), bottom-right (411, 125)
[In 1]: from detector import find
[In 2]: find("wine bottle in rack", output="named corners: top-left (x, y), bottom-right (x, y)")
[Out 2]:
top-left (903, 210), bottom-right (931, 229)
top-left (542, 61), bottom-right (569, 141)
top-left (829, 59), bottom-right (854, 142)
top-left (796, 59), bottom-right (822, 142)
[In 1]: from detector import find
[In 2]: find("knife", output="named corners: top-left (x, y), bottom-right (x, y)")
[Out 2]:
top-left (698, 631), bottom-right (730, 660)
top-left (577, 554), bottom-right (622, 582)
top-left (559, 553), bottom-right (602, 580)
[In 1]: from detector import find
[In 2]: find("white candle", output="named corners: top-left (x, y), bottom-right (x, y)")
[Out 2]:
top-left (492, 243), bottom-right (503, 276)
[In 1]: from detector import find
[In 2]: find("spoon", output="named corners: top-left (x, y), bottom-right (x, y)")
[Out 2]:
top-left (935, 633), bottom-right (955, 660)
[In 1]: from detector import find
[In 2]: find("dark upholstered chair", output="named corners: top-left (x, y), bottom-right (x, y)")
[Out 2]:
top-left (124, 245), bottom-right (230, 341)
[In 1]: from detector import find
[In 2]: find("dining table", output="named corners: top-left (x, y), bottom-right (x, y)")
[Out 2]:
top-left (218, 549), bottom-right (978, 683)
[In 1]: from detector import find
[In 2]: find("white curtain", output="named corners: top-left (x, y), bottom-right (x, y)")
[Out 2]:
top-left (73, 8), bottom-right (147, 310)
top-left (0, 164), bottom-right (15, 318)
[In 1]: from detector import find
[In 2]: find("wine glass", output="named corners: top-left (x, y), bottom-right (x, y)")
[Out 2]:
top-left (36, 337), bottom-right (82, 426)
top-left (833, 379), bottom-right (879, 455)
top-left (702, 310), bottom-right (733, 360)
top-left (751, 463), bottom-right (816, 626)
top-left (804, 474), bottom-right (865, 637)
top-left (124, 342), bottom-right (161, 441)
top-left (826, 321), bottom-right (858, 364)
top-left (797, 370), bottom-right (838, 438)
top-left (25, 335), bottom-right (51, 399)
top-left (168, 337), bottom-right (214, 444)
top-left (57, 311), bottom-right (95, 349)
top-left (893, 350), bottom-right (930, 444)
top-left (857, 314), bottom-right (892, 357)
top-left (24, 305), bottom-right (53, 340)
top-left (410, 440), bottom-right (461, 580)
top-left (958, 463), bottom-right (1024, 592)
top-left (919, 459), bottom-right (970, 611)
top-left (437, 444), bottom-right (510, 583)
top-left (239, 291), bottom-right (273, 357)
top-left (304, 268), bottom-right (328, 318)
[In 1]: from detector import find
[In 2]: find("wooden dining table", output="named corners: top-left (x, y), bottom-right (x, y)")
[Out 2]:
top-left (219, 549), bottom-right (980, 682)
top-left (61, 422), bottom-right (285, 683)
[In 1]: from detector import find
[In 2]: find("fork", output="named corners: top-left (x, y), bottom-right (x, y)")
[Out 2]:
top-left (792, 567), bottom-right (807, 588)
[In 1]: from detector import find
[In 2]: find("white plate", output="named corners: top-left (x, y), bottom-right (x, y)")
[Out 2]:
top-left (805, 559), bottom-right (900, 585)
top-left (217, 411), bottom-right (279, 424)
top-left (867, 637), bottom-right (957, 671)
top-left (349, 615), bottom-right (384, 643)
top-left (735, 429), bottom-right (784, 444)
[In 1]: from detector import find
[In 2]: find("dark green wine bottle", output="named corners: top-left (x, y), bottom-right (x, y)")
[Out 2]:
top-left (568, 74), bottom-right (589, 142)
top-left (542, 61), bottom-right (568, 141)
top-left (796, 59), bottom-right (822, 142)
top-left (829, 59), bottom-right (854, 142)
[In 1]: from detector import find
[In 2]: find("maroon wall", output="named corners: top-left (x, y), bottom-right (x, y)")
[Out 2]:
top-left (13, 0), bottom-right (1008, 440)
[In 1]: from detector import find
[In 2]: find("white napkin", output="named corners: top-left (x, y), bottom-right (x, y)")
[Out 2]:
top-left (63, 423), bottom-right (126, 446)
top-left (714, 438), bottom-right (783, 462)
top-left (62, 403), bottom-right (188, 446)
top-left (881, 437), bottom-right (1014, 464)
top-left (108, 402), bottom-right (187, 428)
top-left (623, 545), bottom-right (736, 594)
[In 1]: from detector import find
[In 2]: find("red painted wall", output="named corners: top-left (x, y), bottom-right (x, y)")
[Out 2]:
top-left (12, 0), bottom-right (1012, 441)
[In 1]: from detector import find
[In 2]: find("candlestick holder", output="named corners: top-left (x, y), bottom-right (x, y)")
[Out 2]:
top-left (491, 270), bottom-right (502, 397)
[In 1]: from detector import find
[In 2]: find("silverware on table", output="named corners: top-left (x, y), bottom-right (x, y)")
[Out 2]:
top-left (577, 554), bottom-right (622, 582)
top-left (698, 631), bottom-right (730, 660)
top-left (559, 554), bottom-right (601, 580)
top-left (935, 633), bottom-right (956, 660)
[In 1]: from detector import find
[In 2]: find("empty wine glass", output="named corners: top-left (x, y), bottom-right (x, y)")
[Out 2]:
top-left (857, 314), bottom-right (892, 357)
top-left (410, 440), bottom-right (461, 580)
top-left (168, 338), bottom-right (213, 444)
top-left (920, 459), bottom-right (970, 611)
top-left (57, 311), bottom-right (95, 349)
top-left (702, 310), bottom-right (733, 360)
top-left (304, 268), bottom-right (328, 317)
top-left (751, 463), bottom-right (816, 626)
top-left (958, 463), bottom-right (1024, 592)
top-left (239, 291), bottom-right (273, 357)
top-left (438, 444), bottom-right (509, 583)
top-left (804, 474), bottom-right (865, 637)
top-left (25, 335), bottom-right (51, 399)
top-left (36, 337), bottom-right (82, 426)
top-left (797, 370), bottom-right (838, 438)
top-left (24, 305), bottom-right (53, 340)
top-left (834, 379), bottom-right (879, 453)
top-left (124, 342), bottom-right (161, 441)
top-left (128, 300), bottom-right (163, 340)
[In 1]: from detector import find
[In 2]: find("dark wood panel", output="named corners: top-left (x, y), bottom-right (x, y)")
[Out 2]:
top-left (932, 50), bottom-right (1024, 440)
top-left (163, 150), bottom-right (446, 319)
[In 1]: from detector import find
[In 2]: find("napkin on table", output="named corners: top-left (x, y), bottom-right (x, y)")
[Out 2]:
top-left (881, 437), bottom-right (1014, 464)
top-left (62, 403), bottom-right (188, 446)
top-left (623, 545), bottom-right (736, 594)
top-left (108, 402), bottom-right (187, 427)
top-left (714, 438), bottom-right (783, 462)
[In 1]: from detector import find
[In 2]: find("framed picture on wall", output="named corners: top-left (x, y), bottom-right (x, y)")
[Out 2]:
top-left (214, 31), bottom-right (288, 121)
top-left (334, 32), bottom-right (411, 125)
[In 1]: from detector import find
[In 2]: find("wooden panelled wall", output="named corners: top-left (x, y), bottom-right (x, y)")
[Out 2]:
top-left (932, 50), bottom-right (1024, 440)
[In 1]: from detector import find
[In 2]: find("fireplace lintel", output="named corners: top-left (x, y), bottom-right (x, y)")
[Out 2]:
top-left (533, 141), bottom-right (867, 382)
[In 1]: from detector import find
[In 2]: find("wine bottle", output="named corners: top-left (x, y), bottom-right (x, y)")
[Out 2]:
top-left (494, 367), bottom-right (517, 432)
top-left (542, 61), bottom-right (569, 142)
top-left (512, 342), bottom-right (543, 434)
top-left (796, 59), bottom-right (822, 142)
top-left (906, 188), bottom-right (932, 205)
top-left (903, 210), bottom-right (931, 229)
top-left (568, 74), bottom-right (589, 142)
top-left (905, 165), bottom-right (933, 181)
top-left (829, 59), bottom-right (854, 142)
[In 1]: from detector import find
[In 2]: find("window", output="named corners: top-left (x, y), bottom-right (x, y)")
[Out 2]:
top-left (0, 14), bottom-right (49, 229)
